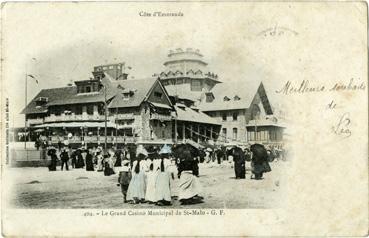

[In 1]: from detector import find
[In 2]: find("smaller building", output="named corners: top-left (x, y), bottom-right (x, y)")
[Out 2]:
top-left (198, 82), bottom-right (285, 146)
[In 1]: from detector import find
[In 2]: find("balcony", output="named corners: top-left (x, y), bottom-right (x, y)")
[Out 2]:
top-left (27, 118), bottom-right (44, 126)
top-left (113, 113), bottom-right (135, 120)
top-left (49, 135), bottom-right (136, 144)
top-left (150, 113), bottom-right (172, 121)
top-left (45, 114), bottom-right (105, 122)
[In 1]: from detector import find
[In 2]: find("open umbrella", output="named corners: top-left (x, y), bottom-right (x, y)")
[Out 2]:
top-left (47, 147), bottom-right (57, 156)
top-left (172, 143), bottom-right (199, 160)
top-left (250, 143), bottom-right (268, 162)
top-left (159, 144), bottom-right (172, 154)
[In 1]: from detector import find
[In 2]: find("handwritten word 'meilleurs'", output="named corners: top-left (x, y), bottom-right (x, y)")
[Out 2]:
top-left (276, 78), bottom-right (366, 95)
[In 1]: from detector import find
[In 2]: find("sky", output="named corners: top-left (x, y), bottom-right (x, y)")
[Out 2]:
top-left (2, 2), bottom-right (365, 127)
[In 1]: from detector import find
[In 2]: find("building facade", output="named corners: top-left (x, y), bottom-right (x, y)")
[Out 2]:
top-left (157, 48), bottom-right (285, 146)
top-left (22, 62), bottom-right (221, 149)
top-left (22, 49), bottom-right (285, 149)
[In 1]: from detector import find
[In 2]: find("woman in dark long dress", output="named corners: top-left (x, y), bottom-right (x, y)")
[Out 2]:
top-left (177, 147), bottom-right (203, 205)
top-left (75, 149), bottom-right (85, 169)
top-left (250, 144), bottom-right (271, 180)
top-left (216, 149), bottom-right (224, 164)
top-left (232, 147), bottom-right (246, 179)
top-left (47, 148), bottom-right (57, 171)
top-left (71, 150), bottom-right (77, 168)
top-left (114, 150), bottom-right (122, 167)
top-left (85, 149), bottom-right (94, 171)
top-left (104, 154), bottom-right (115, 176)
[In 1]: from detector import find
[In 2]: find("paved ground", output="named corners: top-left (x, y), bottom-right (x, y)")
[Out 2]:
top-left (5, 161), bottom-right (288, 209)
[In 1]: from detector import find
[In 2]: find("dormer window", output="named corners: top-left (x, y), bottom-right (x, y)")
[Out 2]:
top-left (205, 92), bottom-right (214, 102)
top-left (35, 97), bottom-right (48, 106)
top-left (122, 90), bottom-right (134, 100)
top-left (76, 79), bottom-right (100, 94)
top-left (123, 93), bottom-right (130, 100)
top-left (223, 96), bottom-right (230, 101)
top-left (234, 95), bottom-right (241, 101)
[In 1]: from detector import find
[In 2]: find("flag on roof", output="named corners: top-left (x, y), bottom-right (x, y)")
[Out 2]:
top-left (27, 74), bottom-right (38, 83)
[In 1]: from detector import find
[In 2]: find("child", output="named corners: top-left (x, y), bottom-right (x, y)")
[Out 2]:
top-left (117, 160), bottom-right (132, 203)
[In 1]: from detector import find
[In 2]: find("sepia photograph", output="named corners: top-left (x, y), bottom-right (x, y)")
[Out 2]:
top-left (7, 32), bottom-right (289, 210)
top-left (1, 2), bottom-right (367, 236)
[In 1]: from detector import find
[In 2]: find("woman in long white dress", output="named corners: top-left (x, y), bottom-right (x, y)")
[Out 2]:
top-left (167, 157), bottom-right (179, 198)
top-left (145, 160), bottom-right (157, 203)
top-left (126, 154), bottom-right (147, 204)
top-left (155, 155), bottom-right (172, 206)
top-left (96, 151), bottom-right (104, 172)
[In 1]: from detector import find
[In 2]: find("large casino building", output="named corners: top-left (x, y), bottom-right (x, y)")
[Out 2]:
top-left (21, 48), bottom-right (285, 149)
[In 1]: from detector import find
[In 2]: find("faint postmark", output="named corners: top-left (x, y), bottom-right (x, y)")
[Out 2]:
top-left (258, 24), bottom-right (299, 37)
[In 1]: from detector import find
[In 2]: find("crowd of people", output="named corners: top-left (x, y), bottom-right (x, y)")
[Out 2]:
top-left (46, 142), bottom-right (285, 206)
top-left (46, 144), bottom-right (204, 206)
top-left (193, 144), bottom-right (285, 180)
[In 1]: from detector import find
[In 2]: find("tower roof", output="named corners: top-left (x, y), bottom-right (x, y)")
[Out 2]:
top-left (164, 48), bottom-right (207, 66)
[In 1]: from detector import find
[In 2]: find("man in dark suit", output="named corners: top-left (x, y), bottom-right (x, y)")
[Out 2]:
top-left (60, 148), bottom-right (70, 171)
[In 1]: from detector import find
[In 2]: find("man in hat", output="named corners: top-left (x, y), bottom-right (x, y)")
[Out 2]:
top-left (60, 148), bottom-right (70, 171)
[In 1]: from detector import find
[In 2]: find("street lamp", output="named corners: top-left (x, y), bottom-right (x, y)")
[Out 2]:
top-left (24, 57), bottom-right (38, 149)
top-left (103, 84), bottom-right (108, 154)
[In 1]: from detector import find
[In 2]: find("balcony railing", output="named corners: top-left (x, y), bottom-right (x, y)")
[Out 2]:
top-left (150, 113), bottom-right (172, 121)
top-left (49, 135), bottom-right (136, 144)
top-left (27, 118), bottom-right (44, 125)
top-left (113, 113), bottom-right (135, 120)
top-left (44, 114), bottom-right (105, 122)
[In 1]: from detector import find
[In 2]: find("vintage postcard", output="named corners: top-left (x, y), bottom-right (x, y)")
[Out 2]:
top-left (1, 1), bottom-right (368, 236)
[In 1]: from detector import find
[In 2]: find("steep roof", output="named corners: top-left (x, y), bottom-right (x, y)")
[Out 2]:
top-left (175, 105), bottom-right (220, 125)
top-left (21, 87), bottom-right (77, 114)
top-left (22, 75), bottom-right (160, 114)
top-left (164, 85), bottom-right (200, 102)
top-left (47, 89), bottom-right (106, 106)
top-left (198, 81), bottom-right (261, 112)
top-left (107, 78), bottom-right (159, 108)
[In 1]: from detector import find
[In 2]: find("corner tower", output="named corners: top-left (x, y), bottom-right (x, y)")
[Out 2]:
top-left (156, 48), bottom-right (221, 102)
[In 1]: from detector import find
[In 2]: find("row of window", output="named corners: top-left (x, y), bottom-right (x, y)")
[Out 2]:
top-left (95, 65), bottom-right (122, 71)
top-left (161, 78), bottom-right (187, 86)
top-left (161, 79), bottom-right (203, 92)
top-left (222, 112), bottom-right (238, 121)
top-left (52, 105), bottom-right (104, 116)
top-left (221, 128), bottom-right (282, 142)
top-left (207, 111), bottom-right (241, 121)
top-left (246, 130), bottom-right (282, 141)
top-left (77, 83), bottom-right (100, 94)
top-left (222, 128), bottom-right (238, 141)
